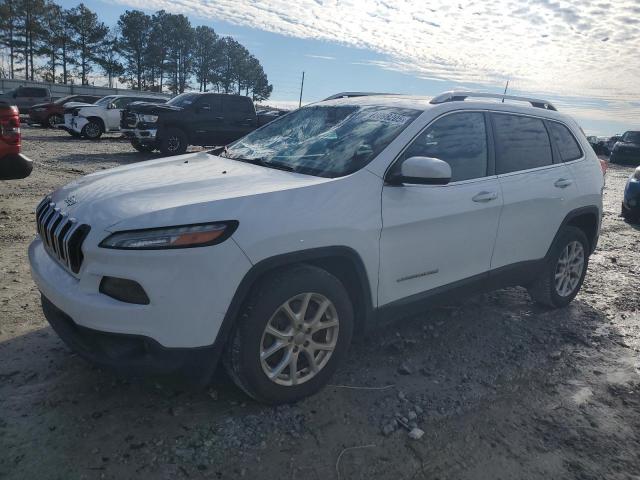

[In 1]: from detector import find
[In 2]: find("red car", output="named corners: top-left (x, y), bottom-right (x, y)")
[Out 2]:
top-left (28, 94), bottom-right (102, 128)
top-left (0, 102), bottom-right (32, 179)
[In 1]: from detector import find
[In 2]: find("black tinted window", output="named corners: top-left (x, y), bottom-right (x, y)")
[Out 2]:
top-left (401, 112), bottom-right (488, 182)
top-left (493, 114), bottom-right (552, 174)
top-left (195, 94), bottom-right (221, 110)
top-left (22, 88), bottom-right (47, 97)
top-left (548, 122), bottom-right (582, 161)
top-left (223, 96), bottom-right (252, 116)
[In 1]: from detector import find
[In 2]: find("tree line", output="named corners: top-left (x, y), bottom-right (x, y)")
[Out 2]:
top-left (0, 0), bottom-right (273, 100)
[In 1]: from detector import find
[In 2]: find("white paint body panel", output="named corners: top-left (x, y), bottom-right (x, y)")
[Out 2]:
top-left (29, 96), bottom-right (604, 349)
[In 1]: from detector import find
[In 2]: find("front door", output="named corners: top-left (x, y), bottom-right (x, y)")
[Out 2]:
top-left (379, 111), bottom-right (502, 306)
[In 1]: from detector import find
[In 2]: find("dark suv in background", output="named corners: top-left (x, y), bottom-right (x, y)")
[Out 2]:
top-left (121, 92), bottom-right (259, 154)
top-left (610, 131), bottom-right (640, 165)
top-left (0, 86), bottom-right (52, 114)
top-left (29, 94), bottom-right (102, 128)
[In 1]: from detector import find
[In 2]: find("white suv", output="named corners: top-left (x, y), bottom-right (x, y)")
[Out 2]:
top-left (30, 91), bottom-right (604, 404)
top-left (61, 94), bottom-right (166, 139)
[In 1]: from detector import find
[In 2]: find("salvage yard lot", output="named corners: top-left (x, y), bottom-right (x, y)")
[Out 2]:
top-left (1, 126), bottom-right (639, 479)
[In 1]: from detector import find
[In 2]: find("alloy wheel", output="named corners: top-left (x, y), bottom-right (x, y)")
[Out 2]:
top-left (554, 240), bottom-right (585, 297)
top-left (48, 114), bottom-right (62, 128)
top-left (85, 122), bottom-right (101, 139)
top-left (259, 292), bottom-right (339, 386)
top-left (167, 136), bottom-right (180, 152)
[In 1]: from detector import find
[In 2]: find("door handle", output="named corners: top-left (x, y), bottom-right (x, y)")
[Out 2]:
top-left (554, 178), bottom-right (573, 188)
top-left (472, 191), bottom-right (498, 203)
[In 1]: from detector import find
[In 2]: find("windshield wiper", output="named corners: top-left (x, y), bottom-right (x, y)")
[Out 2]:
top-left (230, 156), bottom-right (296, 172)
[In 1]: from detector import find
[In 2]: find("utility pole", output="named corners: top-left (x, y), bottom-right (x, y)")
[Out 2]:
top-left (502, 80), bottom-right (509, 102)
top-left (298, 71), bottom-right (305, 108)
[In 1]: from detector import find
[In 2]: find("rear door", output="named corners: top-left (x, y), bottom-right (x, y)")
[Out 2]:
top-left (191, 94), bottom-right (224, 146)
top-left (221, 96), bottom-right (256, 144)
top-left (490, 112), bottom-right (579, 269)
top-left (379, 111), bottom-right (502, 306)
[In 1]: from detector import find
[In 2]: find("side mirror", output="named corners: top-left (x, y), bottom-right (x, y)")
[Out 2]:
top-left (388, 156), bottom-right (451, 185)
top-left (108, 102), bottom-right (117, 109)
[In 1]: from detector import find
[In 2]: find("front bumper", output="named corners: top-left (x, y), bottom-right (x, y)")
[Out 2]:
top-left (122, 128), bottom-right (158, 142)
top-left (623, 179), bottom-right (640, 213)
top-left (41, 295), bottom-right (218, 377)
top-left (29, 235), bottom-right (252, 348)
top-left (59, 114), bottom-right (86, 134)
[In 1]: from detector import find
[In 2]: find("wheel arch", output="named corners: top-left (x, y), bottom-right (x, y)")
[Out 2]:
top-left (86, 116), bottom-right (105, 132)
top-left (221, 246), bottom-right (375, 344)
top-left (547, 206), bottom-right (600, 256)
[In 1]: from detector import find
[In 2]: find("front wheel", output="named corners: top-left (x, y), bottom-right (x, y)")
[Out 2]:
top-left (224, 265), bottom-right (354, 404)
top-left (47, 114), bottom-right (63, 128)
top-left (81, 120), bottom-right (102, 140)
top-left (159, 128), bottom-right (188, 155)
top-left (130, 138), bottom-right (156, 153)
top-left (527, 226), bottom-right (589, 308)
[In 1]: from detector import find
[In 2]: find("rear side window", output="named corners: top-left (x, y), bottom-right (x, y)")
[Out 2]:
top-left (548, 122), bottom-right (583, 161)
top-left (223, 96), bottom-right (253, 117)
top-left (401, 111), bottom-right (488, 182)
top-left (22, 88), bottom-right (48, 97)
top-left (493, 113), bottom-right (553, 174)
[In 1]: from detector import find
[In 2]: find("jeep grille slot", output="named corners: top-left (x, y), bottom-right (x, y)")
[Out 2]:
top-left (35, 197), bottom-right (90, 274)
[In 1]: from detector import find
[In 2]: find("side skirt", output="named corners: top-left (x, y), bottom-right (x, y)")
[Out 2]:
top-left (372, 259), bottom-right (545, 328)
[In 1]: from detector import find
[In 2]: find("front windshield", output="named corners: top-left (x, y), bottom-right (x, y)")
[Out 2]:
top-left (94, 96), bottom-right (116, 106)
top-left (167, 93), bottom-right (200, 108)
top-left (622, 131), bottom-right (640, 143)
top-left (221, 104), bottom-right (421, 177)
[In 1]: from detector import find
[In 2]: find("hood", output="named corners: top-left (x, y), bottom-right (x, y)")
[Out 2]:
top-left (617, 142), bottom-right (640, 149)
top-left (64, 102), bottom-right (96, 112)
top-left (126, 102), bottom-right (183, 114)
top-left (30, 102), bottom-right (51, 109)
top-left (49, 151), bottom-right (331, 231)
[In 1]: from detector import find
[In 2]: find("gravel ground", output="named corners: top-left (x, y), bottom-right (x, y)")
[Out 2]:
top-left (1, 126), bottom-right (639, 479)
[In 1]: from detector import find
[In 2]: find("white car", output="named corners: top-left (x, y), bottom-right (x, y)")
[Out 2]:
top-left (30, 91), bottom-right (604, 404)
top-left (60, 94), bottom-right (167, 139)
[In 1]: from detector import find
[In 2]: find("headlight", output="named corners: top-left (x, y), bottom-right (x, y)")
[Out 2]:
top-left (99, 221), bottom-right (238, 250)
top-left (140, 114), bottom-right (158, 123)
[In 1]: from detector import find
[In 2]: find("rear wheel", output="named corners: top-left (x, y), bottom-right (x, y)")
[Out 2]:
top-left (527, 226), bottom-right (589, 308)
top-left (224, 265), bottom-right (354, 404)
top-left (159, 128), bottom-right (187, 155)
top-left (81, 120), bottom-right (102, 140)
top-left (130, 138), bottom-right (156, 153)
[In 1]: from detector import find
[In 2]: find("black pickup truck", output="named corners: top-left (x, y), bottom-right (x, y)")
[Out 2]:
top-left (121, 92), bottom-right (261, 155)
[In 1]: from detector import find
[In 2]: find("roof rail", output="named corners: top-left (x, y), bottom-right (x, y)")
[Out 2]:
top-left (322, 92), bottom-right (399, 101)
top-left (429, 91), bottom-right (557, 111)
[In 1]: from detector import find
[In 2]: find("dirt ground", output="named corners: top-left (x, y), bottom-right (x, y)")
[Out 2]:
top-left (1, 127), bottom-right (639, 480)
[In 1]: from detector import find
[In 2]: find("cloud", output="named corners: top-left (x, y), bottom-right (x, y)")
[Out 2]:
top-left (114, 0), bottom-right (640, 120)
top-left (305, 54), bottom-right (336, 60)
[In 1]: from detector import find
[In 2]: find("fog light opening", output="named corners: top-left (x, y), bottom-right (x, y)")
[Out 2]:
top-left (99, 276), bottom-right (150, 305)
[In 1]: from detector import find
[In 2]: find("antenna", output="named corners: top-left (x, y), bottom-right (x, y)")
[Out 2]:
top-left (298, 71), bottom-right (305, 108)
top-left (502, 80), bottom-right (509, 102)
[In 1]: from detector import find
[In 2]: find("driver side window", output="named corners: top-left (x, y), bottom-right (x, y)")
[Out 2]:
top-left (400, 112), bottom-right (488, 182)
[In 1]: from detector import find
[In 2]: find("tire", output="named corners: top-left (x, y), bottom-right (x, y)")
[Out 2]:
top-left (527, 226), bottom-right (590, 308)
top-left (159, 128), bottom-right (188, 155)
top-left (130, 138), bottom-right (156, 153)
top-left (47, 114), bottom-right (62, 128)
top-left (622, 203), bottom-right (638, 223)
top-left (223, 264), bottom-right (354, 404)
top-left (81, 120), bottom-right (102, 140)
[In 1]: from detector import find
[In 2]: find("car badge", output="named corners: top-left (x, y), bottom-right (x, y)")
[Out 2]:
top-left (64, 195), bottom-right (78, 207)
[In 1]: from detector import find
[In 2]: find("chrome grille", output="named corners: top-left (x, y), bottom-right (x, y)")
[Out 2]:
top-left (35, 197), bottom-right (90, 274)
